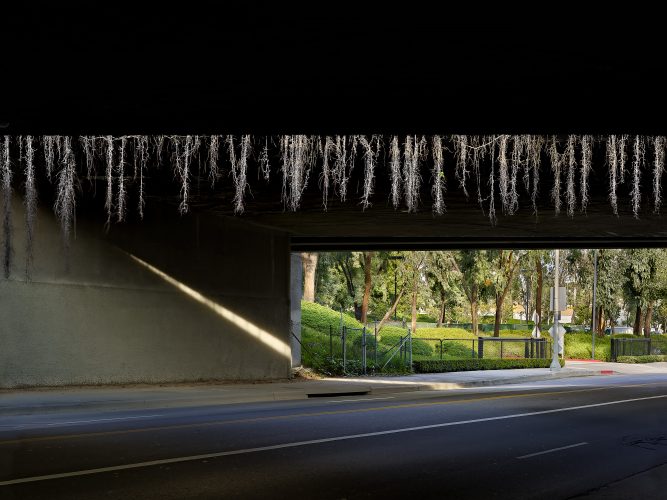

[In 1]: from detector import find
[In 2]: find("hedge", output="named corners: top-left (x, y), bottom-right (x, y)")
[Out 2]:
top-left (414, 358), bottom-right (565, 373)
top-left (616, 355), bottom-right (667, 363)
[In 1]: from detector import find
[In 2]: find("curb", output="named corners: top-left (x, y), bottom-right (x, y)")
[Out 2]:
top-left (0, 370), bottom-right (619, 416)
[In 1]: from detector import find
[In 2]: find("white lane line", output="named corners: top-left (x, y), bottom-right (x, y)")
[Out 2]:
top-left (1, 394), bottom-right (665, 487)
top-left (327, 397), bottom-right (395, 403)
top-left (517, 442), bottom-right (588, 459)
top-left (2, 414), bottom-right (165, 431)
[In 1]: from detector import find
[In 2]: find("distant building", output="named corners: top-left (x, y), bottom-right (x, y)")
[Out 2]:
top-left (512, 304), bottom-right (526, 321)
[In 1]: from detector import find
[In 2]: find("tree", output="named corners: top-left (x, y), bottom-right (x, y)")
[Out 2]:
top-left (301, 252), bottom-right (318, 302)
top-left (360, 252), bottom-right (375, 324)
top-left (427, 251), bottom-right (462, 326)
top-left (488, 250), bottom-right (524, 337)
top-left (451, 250), bottom-right (489, 335)
top-left (623, 249), bottom-right (667, 336)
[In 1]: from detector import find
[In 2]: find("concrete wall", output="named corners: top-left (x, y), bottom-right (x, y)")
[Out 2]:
top-left (0, 197), bottom-right (293, 388)
top-left (290, 253), bottom-right (302, 368)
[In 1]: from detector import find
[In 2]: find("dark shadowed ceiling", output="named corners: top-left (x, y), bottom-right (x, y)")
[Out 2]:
top-left (5, 5), bottom-right (667, 249)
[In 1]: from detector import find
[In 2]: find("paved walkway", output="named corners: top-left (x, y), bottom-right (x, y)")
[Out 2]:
top-left (2, 361), bottom-right (667, 416)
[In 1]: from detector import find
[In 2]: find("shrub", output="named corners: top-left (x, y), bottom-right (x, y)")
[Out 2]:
top-left (301, 301), bottom-right (363, 334)
top-left (413, 327), bottom-right (473, 340)
top-left (417, 313), bottom-right (437, 323)
top-left (413, 358), bottom-right (565, 373)
top-left (440, 341), bottom-right (476, 359)
top-left (616, 355), bottom-right (667, 363)
top-left (410, 338), bottom-right (434, 356)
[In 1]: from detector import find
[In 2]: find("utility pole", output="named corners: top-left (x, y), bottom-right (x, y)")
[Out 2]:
top-left (551, 249), bottom-right (562, 371)
top-left (591, 249), bottom-right (598, 360)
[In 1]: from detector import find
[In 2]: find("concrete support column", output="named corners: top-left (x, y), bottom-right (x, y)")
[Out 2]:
top-left (290, 252), bottom-right (303, 368)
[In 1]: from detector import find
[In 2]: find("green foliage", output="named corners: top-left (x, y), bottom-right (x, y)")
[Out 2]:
top-left (410, 338), bottom-right (434, 356)
top-left (616, 355), bottom-right (667, 363)
top-left (301, 301), bottom-right (363, 333)
top-left (414, 358), bottom-right (565, 373)
top-left (563, 333), bottom-right (611, 361)
top-left (417, 313), bottom-right (437, 322)
top-left (440, 341), bottom-right (476, 358)
top-left (413, 327), bottom-right (473, 339)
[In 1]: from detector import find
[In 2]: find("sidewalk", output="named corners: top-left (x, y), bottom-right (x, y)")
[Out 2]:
top-left (2, 361), bottom-right (666, 416)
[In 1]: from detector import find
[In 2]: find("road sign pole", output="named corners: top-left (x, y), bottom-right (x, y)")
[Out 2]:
top-left (551, 249), bottom-right (562, 371)
top-left (591, 249), bottom-right (598, 360)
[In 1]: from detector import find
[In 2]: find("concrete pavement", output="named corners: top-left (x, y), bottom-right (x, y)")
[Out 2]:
top-left (3, 361), bottom-right (667, 416)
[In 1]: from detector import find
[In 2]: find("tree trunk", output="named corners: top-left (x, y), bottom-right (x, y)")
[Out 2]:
top-left (437, 294), bottom-right (446, 327)
top-left (596, 306), bottom-right (604, 337)
top-left (411, 289), bottom-right (417, 334)
top-left (493, 295), bottom-right (502, 337)
top-left (633, 304), bottom-right (642, 336)
top-left (360, 252), bottom-right (373, 324)
top-left (353, 302), bottom-right (362, 321)
top-left (470, 285), bottom-right (479, 336)
top-left (644, 303), bottom-right (654, 337)
top-left (535, 258), bottom-right (543, 327)
top-left (301, 252), bottom-right (318, 302)
top-left (376, 287), bottom-right (405, 334)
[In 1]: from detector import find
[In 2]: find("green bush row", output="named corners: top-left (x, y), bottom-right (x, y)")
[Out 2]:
top-left (615, 355), bottom-right (667, 363)
top-left (413, 358), bottom-right (565, 373)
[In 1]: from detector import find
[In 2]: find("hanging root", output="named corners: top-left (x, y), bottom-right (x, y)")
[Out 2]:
top-left (488, 136), bottom-right (497, 223)
top-left (281, 135), bottom-right (315, 211)
top-left (116, 137), bottom-right (127, 221)
top-left (527, 135), bottom-right (544, 215)
top-left (606, 135), bottom-right (619, 215)
top-left (653, 136), bottom-right (665, 213)
top-left (320, 136), bottom-right (334, 209)
top-left (452, 135), bottom-right (469, 198)
top-left (230, 135), bottom-right (251, 213)
top-left (548, 136), bottom-right (563, 215)
top-left (79, 136), bottom-right (96, 181)
top-left (208, 135), bottom-right (221, 187)
top-left (431, 135), bottom-right (445, 214)
top-left (631, 135), bottom-right (645, 218)
top-left (24, 135), bottom-right (37, 280)
top-left (104, 136), bottom-right (115, 226)
top-left (565, 135), bottom-right (577, 217)
top-left (54, 136), bottom-right (77, 255)
top-left (498, 135), bottom-right (509, 213)
top-left (469, 136), bottom-right (486, 214)
top-left (579, 135), bottom-right (593, 213)
top-left (402, 136), bottom-right (423, 212)
top-left (359, 135), bottom-right (378, 209)
top-left (258, 137), bottom-right (271, 182)
top-left (135, 136), bottom-right (149, 219)
top-left (332, 135), bottom-right (351, 202)
top-left (1, 136), bottom-right (12, 278)
top-left (43, 135), bottom-right (58, 182)
top-left (389, 136), bottom-right (401, 208)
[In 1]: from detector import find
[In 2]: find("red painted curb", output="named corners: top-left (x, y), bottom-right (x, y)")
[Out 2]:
top-left (599, 370), bottom-right (615, 375)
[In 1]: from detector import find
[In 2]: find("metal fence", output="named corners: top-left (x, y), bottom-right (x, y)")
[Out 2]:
top-left (326, 325), bottom-right (412, 374)
top-left (414, 336), bottom-right (550, 360)
top-left (610, 337), bottom-right (651, 361)
top-left (476, 337), bottom-right (550, 360)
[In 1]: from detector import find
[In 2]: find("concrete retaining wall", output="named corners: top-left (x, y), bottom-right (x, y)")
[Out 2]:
top-left (0, 198), bottom-right (293, 388)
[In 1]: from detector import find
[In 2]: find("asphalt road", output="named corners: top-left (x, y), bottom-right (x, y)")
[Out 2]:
top-left (2, 375), bottom-right (667, 499)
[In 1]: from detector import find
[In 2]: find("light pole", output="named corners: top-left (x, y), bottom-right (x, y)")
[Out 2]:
top-left (591, 249), bottom-right (598, 359)
top-left (551, 249), bottom-right (562, 371)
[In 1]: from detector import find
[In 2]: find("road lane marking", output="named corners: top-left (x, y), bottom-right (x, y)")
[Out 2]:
top-left (516, 442), bottom-right (588, 459)
top-left (327, 397), bottom-right (395, 403)
top-left (1, 382), bottom-right (665, 446)
top-left (1, 394), bottom-right (665, 487)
